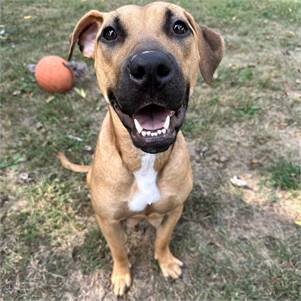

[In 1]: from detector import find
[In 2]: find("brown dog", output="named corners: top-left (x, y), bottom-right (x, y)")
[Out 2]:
top-left (58, 1), bottom-right (223, 296)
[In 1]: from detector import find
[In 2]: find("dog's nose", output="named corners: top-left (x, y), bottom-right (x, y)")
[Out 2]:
top-left (128, 50), bottom-right (174, 88)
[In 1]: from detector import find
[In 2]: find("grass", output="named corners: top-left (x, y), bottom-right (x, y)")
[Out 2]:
top-left (267, 159), bottom-right (301, 190)
top-left (1, 0), bottom-right (301, 300)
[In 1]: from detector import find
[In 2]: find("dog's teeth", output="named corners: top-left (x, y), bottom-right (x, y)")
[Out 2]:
top-left (157, 129), bottom-right (162, 135)
top-left (162, 128), bottom-right (167, 134)
top-left (147, 131), bottom-right (151, 136)
top-left (151, 133), bottom-right (156, 136)
top-left (164, 115), bottom-right (170, 129)
top-left (153, 132), bottom-right (158, 136)
top-left (142, 131), bottom-right (147, 137)
top-left (134, 119), bottom-right (143, 133)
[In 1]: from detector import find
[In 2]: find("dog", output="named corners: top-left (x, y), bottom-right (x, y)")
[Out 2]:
top-left (58, 1), bottom-right (223, 296)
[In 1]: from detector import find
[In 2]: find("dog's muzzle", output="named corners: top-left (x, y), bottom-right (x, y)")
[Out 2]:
top-left (110, 49), bottom-right (189, 154)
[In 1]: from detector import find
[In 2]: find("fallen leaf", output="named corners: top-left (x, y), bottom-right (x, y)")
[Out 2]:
top-left (18, 172), bottom-right (33, 183)
top-left (286, 91), bottom-right (301, 101)
top-left (27, 63), bottom-right (36, 74)
top-left (46, 96), bottom-right (55, 103)
top-left (230, 176), bottom-right (251, 189)
top-left (35, 122), bottom-right (43, 130)
top-left (67, 134), bottom-right (83, 142)
top-left (219, 156), bottom-right (228, 163)
top-left (74, 88), bottom-right (87, 99)
top-left (84, 145), bottom-right (93, 152)
top-left (284, 30), bottom-right (295, 38)
top-left (12, 90), bottom-right (21, 96)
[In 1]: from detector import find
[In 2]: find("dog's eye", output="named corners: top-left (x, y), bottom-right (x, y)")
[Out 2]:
top-left (173, 21), bottom-right (189, 35)
top-left (102, 26), bottom-right (117, 41)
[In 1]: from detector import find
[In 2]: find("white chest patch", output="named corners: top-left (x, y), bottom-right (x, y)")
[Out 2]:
top-left (128, 153), bottom-right (160, 212)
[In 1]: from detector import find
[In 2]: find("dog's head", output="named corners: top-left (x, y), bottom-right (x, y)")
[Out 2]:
top-left (68, 2), bottom-right (224, 153)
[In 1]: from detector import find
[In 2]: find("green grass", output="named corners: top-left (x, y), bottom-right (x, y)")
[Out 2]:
top-left (72, 227), bottom-right (110, 274)
top-left (189, 231), bottom-right (301, 300)
top-left (1, 0), bottom-right (301, 300)
top-left (268, 160), bottom-right (301, 190)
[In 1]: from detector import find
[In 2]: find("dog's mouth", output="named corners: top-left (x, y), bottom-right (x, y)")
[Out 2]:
top-left (112, 101), bottom-right (187, 153)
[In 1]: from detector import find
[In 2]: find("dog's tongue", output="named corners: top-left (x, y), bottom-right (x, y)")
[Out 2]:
top-left (134, 105), bottom-right (169, 130)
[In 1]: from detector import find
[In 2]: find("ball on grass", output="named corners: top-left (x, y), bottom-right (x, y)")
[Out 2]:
top-left (35, 55), bottom-right (74, 93)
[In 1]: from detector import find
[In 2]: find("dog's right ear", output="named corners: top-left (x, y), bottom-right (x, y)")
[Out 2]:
top-left (68, 10), bottom-right (103, 61)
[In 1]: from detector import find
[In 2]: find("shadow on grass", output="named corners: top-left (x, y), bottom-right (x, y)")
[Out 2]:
top-left (72, 227), bottom-right (110, 275)
top-left (166, 183), bottom-right (301, 300)
top-left (1, 172), bottom-right (300, 300)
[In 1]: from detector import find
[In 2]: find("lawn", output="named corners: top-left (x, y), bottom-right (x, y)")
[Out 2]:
top-left (1, 0), bottom-right (301, 300)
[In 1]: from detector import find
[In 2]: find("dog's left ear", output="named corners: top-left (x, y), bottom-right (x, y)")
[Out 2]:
top-left (68, 10), bottom-right (103, 61)
top-left (185, 12), bottom-right (224, 84)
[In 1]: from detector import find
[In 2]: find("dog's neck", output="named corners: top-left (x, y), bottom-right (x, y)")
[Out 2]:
top-left (108, 106), bottom-right (172, 173)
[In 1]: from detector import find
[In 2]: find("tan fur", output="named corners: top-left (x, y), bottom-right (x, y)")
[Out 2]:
top-left (57, 152), bottom-right (90, 173)
top-left (60, 2), bottom-right (223, 296)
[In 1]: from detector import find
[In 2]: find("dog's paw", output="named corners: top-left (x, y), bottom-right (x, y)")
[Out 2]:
top-left (111, 264), bottom-right (131, 296)
top-left (156, 251), bottom-right (183, 279)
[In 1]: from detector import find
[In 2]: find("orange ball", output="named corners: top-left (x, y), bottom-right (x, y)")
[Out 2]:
top-left (35, 55), bottom-right (74, 93)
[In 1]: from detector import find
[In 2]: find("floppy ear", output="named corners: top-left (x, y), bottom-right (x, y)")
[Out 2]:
top-left (68, 10), bottom-right (103, 61)
top-left (198, 26), bottom-right (224, 83)
top-left (185, 12), bottom-right (224, 84)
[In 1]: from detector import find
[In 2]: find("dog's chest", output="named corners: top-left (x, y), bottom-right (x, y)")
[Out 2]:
top-left (128, 154), bottom-right (160, 212)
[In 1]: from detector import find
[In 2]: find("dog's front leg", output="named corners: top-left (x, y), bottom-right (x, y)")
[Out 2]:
top-left (154, 205), bottom-right (184, 279)
top-left (95, 216), bottom-right (131, 296)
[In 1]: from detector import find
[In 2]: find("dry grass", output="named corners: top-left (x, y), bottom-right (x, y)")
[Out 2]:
top-left (1, 0), bottom-right (301, 300)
